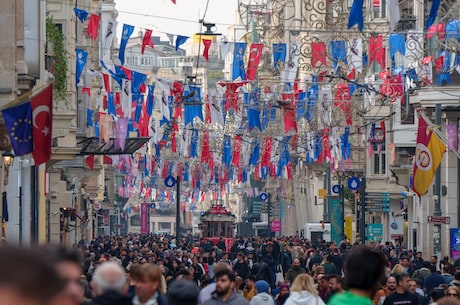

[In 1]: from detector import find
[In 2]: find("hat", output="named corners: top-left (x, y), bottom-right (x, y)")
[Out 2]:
top-left (255, 280), bottom-right (270, 293)
top-left (167, 280), bottom-right (200, 305)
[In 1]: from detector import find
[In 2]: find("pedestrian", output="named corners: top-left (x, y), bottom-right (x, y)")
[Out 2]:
top-left (383, 273), bottom-right (420, 305)
top-left (133, 263), bottom-right (168, 305)
top-left (285, 259), bottom-right (306, 284)
top-left (0, 246), bottom-right (63, 305)
top-left (250, 280), bottom-right (276, 305)
top-left (283, 274), bottom-right (325, 305)
top-left (167, 280), bottom-right (200, 305)
top-left (328, 247), bottom-right (386, 305)
top-left (87, 261), bottom-right (132, 305)
top-left (203, 263), bottom-right (250, 305)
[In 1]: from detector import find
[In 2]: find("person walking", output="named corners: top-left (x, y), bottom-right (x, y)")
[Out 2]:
top-left (203, 265), bottom-right (250, 305)
top-left (283, 274), bottom-right (325, 305)
top-left (383, 273), bottom-right (420, 305)
top-left (87, 262), bottom-right (132, 305)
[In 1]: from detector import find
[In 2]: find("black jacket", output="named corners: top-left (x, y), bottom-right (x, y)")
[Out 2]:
top-left (86, 291), bottom-right (133, 305)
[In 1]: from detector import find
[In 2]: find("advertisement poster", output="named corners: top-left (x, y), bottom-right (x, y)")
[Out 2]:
top-left (329, 198), bottom-right (343, 245)
top-left (140, 202), bottom-right (149, 234)
top-left (270, 220), bottom-right (281, 232)
top-left (450, 228), bottom-right (460, 259)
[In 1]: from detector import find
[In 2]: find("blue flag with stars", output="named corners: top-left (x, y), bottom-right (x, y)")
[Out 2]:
top-left (2, 102), bottom-right (33, 156)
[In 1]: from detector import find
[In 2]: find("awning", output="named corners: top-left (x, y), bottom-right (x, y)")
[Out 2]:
top-left (78, 137), bottom-right (150, 155)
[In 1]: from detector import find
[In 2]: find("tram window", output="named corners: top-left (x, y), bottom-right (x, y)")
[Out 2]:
top-left (221, 223), bottom-right (226, 237)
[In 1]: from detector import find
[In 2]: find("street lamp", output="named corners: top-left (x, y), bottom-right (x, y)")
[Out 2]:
top-left (2, 151), bottom-right (14, 185)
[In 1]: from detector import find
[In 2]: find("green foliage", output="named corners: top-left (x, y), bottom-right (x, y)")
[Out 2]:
top-left (46, 17), bottom-right (67, 99)
top-left (207, 70), bottom-right (224, 84)
top-left (344, 187), bottom-right (356, 214)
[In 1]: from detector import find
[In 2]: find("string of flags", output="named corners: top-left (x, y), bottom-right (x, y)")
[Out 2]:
top-left (70, 6), bottom-right (460, 206)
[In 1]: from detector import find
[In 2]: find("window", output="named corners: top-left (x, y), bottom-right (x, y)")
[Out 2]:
top-left (400, 102), bottom-right (414, 124)
top-left (372, 143), bottom-right (387, 175)
top-left (159, 222), bottom-right (171, 232)
top-left (130, 215), bottom-right (140, 226)
top-left (373, 0), bottom-right (386, 18)
top-left (141, 57), bottom-right (152, 66)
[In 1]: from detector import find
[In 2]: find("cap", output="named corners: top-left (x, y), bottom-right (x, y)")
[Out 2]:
top-left (255, 280), bottom-right (270, 293)
top-left (167, 280), bottom-right (200, 305)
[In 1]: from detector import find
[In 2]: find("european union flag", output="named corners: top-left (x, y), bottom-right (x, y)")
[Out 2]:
top-left (2, 102), bottom-right (33, 156)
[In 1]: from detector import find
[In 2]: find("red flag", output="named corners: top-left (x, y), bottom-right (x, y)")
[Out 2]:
top-left (435, 56), bottom-right (444, 73)
top-left (201, 132), bottom-right (211, 165)
top-left (232, 135), bottom-right (242, 167)
top-left (103, 156), bottom-right (113, 165)
top-left (246, 43), bottom-right (263, 80)
top-left (86, 14), bottom-right (100, 41)
top-left (311, 42), bottom-right (327, 67)
top-left (82, 87), bottom-right (91, 96)
top-left (320, 129), bottom-right (331, 163)
top-left (220, 82), bottom-right (243, 112)
top-left (142, 29), bottom-right (154, 54)
top-left (115, 92), bottom-right (123, 117)
top-left (171, 0), bottom-right (176, 3)
top-left (334, 83), bottom-right (352, 126)
top-left (281, 93), bottom-right (297, 133)
top-left (347, 67), bottom-right (356, 80)
top-left (202, 39), bottom-right (212, 61)
top-left (369, 35), bottom-right (386, 69)
top-left (138, 102), bottom-right (149, 137)
top-left (120, 66), bottom-right (132, 80)
top-left (31, 84), bottom-right (53, 165)
top-left (85, 155), bottom-right (95, 170)
top-left (426, 22), bottom-right (446, 40)
top-left (380, 73), bottom-right (405, 104)
top-left (103, 73), bottom-right (111, 93)
top-left (261, 137), bottom-right (273, 167)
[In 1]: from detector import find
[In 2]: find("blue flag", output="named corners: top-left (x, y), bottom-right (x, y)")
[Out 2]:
top-left (223, 135), bottom-right (232, 167)
top-left (131, 70), bottom-right (147, 95)
top-left (73, 7), bottom-right (88, 22)
top-left (249, 140), bottom-right (260, 166)
top-left (133, 94), bottom-right (143, 123)
top-left (245, 91), bottom-right (261, 132)
top-left (119, 24), bottom-right (135, 65)
top-left (273, 43), bottom-right (287, 69)
top-left (232, 42), bottom-right (247, 80)
top-left (330, 40), bottom-right (347, 68)
top-left (348, 0), bottom-right (364, 31)
top-left (389, 34), bottom-right (406, 58)
top-left (86, 108), bottom-right (93, 126)
top-left (296, 91), bottom-right (307, 121)
top-left (184, 85), bottom-right (203, 126)
top-left (147, 85), bottom-right (155, 116)
top-left (190, 129), bottom-right (199, 158)
top-left (107, 92), bottom-right (116, 117)
top-left (76, 49), bottom-right (88, 86)
top-left (426, 0), bottom-right (441, 30)
top-left (175, 35), bottom-right (189, 51)
top-left (2, 102), bottom-right (33, 156)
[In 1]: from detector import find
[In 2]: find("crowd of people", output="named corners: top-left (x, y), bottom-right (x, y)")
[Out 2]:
top-left (2, 234), bottom-right (460, 305)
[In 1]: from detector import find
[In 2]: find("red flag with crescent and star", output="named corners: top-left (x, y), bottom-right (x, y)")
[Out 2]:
top-left (31, 84), bottom-right (53, 165)
top-left (246, 43), bottom-right (263, 80)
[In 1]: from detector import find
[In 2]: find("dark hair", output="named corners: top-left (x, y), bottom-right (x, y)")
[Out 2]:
top-left (430, 288), bottom-right (445, 302)
top-left (343, 247), bottom-right (386, 291)
top-left (214, 267), bottom-right (235, 282)
top-left (393, 272), bottom-right (410, 285)
top-left (422, 261), bottom-right (432, 269)
top-left (41, 244), bottom-right (82, 266)
top-left (0, 247), bottom-right (63, 303)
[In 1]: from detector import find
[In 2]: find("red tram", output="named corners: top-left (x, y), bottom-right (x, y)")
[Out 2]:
top-left (199, 205), bottom-right (236, 252)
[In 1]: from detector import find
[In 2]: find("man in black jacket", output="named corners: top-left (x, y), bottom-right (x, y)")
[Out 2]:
top-left (88, 262), bottom-right (133, 305)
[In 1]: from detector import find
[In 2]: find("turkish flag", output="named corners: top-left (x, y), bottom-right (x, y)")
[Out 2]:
top-left (86, 14), bottom-right (100, 41)
top-left (311, 42), bottom-right (327, 67)
top-left (246, 43), bottom-right (263, 80)
top-left (334, 83), bottom-right (352, 126)
top-left (142, 29), bottom-right (154, 54)
top-left (31, 84), bottom-right (53, 165)
top-left (202, 39), bottom-right (212, 61)
top-left (281, 93), bottom-right (297, 132)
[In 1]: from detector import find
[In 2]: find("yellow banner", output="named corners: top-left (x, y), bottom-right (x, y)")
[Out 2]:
top-left (345, 216), bottom-right (353, 243)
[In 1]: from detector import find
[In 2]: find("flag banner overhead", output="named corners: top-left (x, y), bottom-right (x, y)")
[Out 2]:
top-left (412, 115), bottom-right (446, 196)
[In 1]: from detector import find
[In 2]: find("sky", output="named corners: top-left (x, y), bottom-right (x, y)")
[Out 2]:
top-left (115, 0), bottom-right (239, 40)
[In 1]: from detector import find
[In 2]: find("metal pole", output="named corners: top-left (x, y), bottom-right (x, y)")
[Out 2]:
top-left (360, 176), bottom-right (367, 243)
top-left (31, 165), bottom-right (38, 245)
top-left (175, 176), bottom-right (180, 238)
top-left (267, 193), bottom-right (271, 237)
top-left (433, 104), bottom-right (442, 258)
top-left (340, 176), bottom-right (345, 240)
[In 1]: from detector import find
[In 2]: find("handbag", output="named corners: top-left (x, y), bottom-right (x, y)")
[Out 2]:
top-left (275, 264), bottom-right (284, 284)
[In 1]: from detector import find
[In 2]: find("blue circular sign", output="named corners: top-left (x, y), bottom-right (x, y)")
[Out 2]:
top-left (259, 192), bottom-right (268, 201)
top-left (332, 184), bottom-right (340, 194)
top-left (164, 176), bottom-right (176, 188)
top-left (149, 203), bottom-right (156, 209)
top-left (347, 177), bottom-right (361, 191)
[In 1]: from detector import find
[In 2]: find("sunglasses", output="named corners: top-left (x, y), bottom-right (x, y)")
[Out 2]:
top-left (448, 293), bottom-right (458, 297)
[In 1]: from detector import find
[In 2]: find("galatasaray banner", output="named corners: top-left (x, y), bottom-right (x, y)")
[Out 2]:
top-left (140, 202), bottom-right (149, 234)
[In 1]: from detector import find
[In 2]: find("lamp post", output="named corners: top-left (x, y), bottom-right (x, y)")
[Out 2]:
top-left (2, 150), bottom-right (14, 240)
